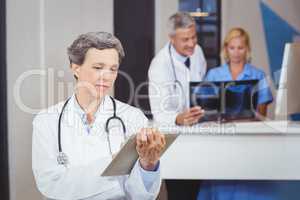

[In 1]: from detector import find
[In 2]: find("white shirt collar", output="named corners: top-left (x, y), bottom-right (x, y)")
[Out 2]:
top-left (63, 94), bottom-right (109, 128)
top-left (170, 43), bottom-right (189, 64)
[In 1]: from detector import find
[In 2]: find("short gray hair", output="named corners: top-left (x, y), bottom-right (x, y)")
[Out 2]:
top-left (167, 12), bottom-right (195, 36)
top-left (67, 32), bottom-right (125, 65)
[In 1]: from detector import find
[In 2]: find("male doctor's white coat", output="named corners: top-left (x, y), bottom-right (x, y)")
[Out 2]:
top-left (148, 43), bottom-right (207, 125)
top-left (32, 95), bottom-right (161, 200)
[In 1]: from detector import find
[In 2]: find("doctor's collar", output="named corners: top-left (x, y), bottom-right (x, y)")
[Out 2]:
top-left (72, 94), bottom-right (106, 117)
top-left (169, 43), bottom-right (189, 64)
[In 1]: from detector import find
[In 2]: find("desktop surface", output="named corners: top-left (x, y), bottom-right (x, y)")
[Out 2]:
top-left (160, 120), bottom-right (300, 180)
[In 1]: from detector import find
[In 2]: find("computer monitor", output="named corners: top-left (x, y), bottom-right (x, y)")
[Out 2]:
top-left (190, 81), bottom-right (221, 121)
top-left (190, 80), bottom-right (259, 122)
top-left (275, 43), bottom-right (300, 121)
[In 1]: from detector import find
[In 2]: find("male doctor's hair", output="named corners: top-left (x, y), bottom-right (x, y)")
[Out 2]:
top-left (222, 27), bottom-right (252, 63)
top-left (167, 11), bottom-right (196, 36)
top-left (67, 32), bottom-right (125, 66)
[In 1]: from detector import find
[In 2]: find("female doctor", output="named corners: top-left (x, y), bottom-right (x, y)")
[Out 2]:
top-left (32, 32), bottom-right (166, 200)
top-left (197, 27), bottom-right (277, 200)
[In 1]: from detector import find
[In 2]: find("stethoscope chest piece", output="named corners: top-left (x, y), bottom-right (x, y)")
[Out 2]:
top-left (57, 151), bottom-right (69, 166)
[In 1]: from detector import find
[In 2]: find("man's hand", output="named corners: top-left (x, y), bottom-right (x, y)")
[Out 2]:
top-left (136, 128), bottom-right (166, 171)
top-left (175, 106), bottom-right (205, 126)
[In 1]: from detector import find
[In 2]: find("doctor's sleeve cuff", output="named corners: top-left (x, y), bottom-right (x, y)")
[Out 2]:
top-left (138, 161), bottom-right (160, 191)
top-left (125, 160), bottom-right (161, 199)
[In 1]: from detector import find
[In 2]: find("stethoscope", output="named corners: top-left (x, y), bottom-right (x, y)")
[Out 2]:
top-left (168, 43), bottom-right (185, 91)
top-left (57, 96), bottom-right (126, 166)
top-left (168, 43), bottom-right (187, 109)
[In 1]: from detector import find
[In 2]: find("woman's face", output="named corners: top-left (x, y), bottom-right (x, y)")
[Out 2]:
top-left (72, 48), bottom-right (119, 99)
top-left (226, 37), bottom-right (248, 65)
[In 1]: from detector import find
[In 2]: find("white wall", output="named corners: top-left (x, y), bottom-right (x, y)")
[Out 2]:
top-left (155, 0), bottom-right (178, 53)
top-left (6, 0), bottom-right (113, 199)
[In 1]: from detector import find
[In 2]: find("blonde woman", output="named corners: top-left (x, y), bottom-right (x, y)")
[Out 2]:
top-left (205, 27), bottom-right (273, 116)
top-left (197, 28), bottom-right (277, 200)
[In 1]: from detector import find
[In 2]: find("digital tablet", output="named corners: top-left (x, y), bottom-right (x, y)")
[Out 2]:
top-left (101, 133), bottom-right (179, 176)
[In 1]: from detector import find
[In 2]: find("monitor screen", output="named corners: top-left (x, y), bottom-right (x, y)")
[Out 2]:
top-left (190, 80), bottom-right (259, 122)
top-left (224, 81), bottom-right (258, 120)
top-left (190, 81), bottom-right (221, 121)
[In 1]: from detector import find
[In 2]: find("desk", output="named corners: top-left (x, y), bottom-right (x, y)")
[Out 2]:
top-left (160, 121), bottom-right (300, 180)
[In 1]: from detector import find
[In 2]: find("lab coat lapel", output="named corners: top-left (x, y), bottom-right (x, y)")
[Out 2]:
top-left (60, 96), bottom-right (87, 162)
top-left (61, 95), bottom-right (85, 131)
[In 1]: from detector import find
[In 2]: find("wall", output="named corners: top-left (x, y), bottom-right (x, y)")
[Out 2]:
top-left (222, 0), bottom-right (300, 118)
top-left (222, 0), bottom-right (300, 78)
top-left (155, 0), bottom-right (178, 53)
top-left (6, 0), bottom-right (113, 199)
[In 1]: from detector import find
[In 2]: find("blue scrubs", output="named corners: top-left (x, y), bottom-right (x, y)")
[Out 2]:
top-left (198, 180), bottom-right (280, 200)
top-left (205, 63), bottom-right (273, 105)
top-left (197, 63), bottom-right (277, 200)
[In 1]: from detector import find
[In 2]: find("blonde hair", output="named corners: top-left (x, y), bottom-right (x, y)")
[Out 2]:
top-left (222, 27), bottom-right (251, 63)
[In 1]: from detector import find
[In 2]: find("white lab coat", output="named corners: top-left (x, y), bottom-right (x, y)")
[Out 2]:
top-left (32, 95), bottom-right (161, 200)
top-left (148, 43), bottom-right (207, 125)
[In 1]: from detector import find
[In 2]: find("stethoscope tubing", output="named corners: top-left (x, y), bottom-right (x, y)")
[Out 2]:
top-left (57, 96), bottom-right (126, 165)
top-left (168, 43), bottom-right (186, 108)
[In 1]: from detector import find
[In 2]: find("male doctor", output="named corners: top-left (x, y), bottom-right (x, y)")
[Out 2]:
top-left (32, 32), bottom-right (166, 200)
top-left (148, 12), bottom-right (207, 126)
